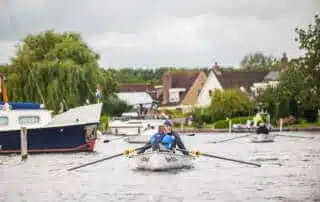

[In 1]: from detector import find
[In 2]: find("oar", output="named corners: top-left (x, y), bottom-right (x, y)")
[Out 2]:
top-left (67, 145), bottom-right (148, 171)
top-left (103, 136), bottom-right (125, 143)
top-left (211, 134), bottom-right (249, 143)
top-left (183, 133), bottom-right (195, 136)
top-left (176, 148), bottom-right (261, 167)
top-left (275, 134), bottom-right (315, 139)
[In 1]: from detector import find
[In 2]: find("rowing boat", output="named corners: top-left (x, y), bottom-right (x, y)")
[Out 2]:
top-left (132, 150), bottom-right (195, 171)
top-left (250, 133), bottom-right (275, 143)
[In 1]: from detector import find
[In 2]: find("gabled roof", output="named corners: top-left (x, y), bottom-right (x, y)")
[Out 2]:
top-left (214, 70), bottom-right (268, 91)
top-left (161, 71), bottom-right (203, 105)
top-left (163, 71), bottom-right (201, 90)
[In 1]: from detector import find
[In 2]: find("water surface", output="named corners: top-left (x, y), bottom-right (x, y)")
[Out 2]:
top-left (1, 132), bottom-right (320, 201)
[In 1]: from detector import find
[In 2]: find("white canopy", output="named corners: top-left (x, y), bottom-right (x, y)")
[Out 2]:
top-left (116, 92), bottom-right (153, 106)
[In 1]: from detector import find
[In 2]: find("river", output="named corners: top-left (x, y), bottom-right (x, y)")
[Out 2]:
top-left (1, 132), bottom-right (320, 202)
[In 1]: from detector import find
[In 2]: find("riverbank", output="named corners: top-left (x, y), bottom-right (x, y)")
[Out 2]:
top-left (174, 127), bottom-right (320, 133)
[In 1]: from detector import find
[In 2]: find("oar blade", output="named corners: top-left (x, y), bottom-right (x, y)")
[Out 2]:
top-left (202, 153), bottom-right (261, 167)
top-left (211, 134), bottom-right (249, 144)
top-left (176, 148), bottom-right (261, 167)
top-left (67, 153), bottom-right (123, 171)
top-left (276, 134), bottom-right (315, 139)
top-left (67, 145), bottom-right (148, 171)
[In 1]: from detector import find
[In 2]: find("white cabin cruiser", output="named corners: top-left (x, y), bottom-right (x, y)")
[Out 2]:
top-left (0, 102), bottom-right (52, 131)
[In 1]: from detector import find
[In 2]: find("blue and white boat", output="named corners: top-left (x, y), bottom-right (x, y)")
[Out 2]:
top-left (0, 73), bottom-right (103, 153)
top-left (0, 102), bottom-right (103, 153)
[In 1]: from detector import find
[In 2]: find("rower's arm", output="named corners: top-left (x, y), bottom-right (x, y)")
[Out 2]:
top-left (174, 133), bottom-right (189, 155)
top-left (137, 141), bottom-right (152, 154)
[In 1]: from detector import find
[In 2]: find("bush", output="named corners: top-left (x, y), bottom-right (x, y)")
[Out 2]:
top-left (99, 115), bottom-right (109, 131)
top-left (214, 116), bottom-right (253, 129)
top-left (209, 89), bottom-right (253, 121)
top-left (276, 115), bottom-right (297, 126)
top-left (190, 107), bottom-right (215, 128)
top-left (165, 108), bottom-right (184, 118)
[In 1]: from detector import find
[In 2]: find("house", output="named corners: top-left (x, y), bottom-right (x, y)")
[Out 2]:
top-left (160, 70), bottom-right (207, 110)
top-left (197, 65), bottom-right (268, 106)
top-left (251, 71), bottom-right (280, 96)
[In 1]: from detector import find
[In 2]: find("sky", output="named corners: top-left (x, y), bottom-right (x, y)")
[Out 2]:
top-left (0, 0), bottom-right (319, 68)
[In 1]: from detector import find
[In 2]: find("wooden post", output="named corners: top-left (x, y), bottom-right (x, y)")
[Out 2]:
top-left (20, 127), bottom-right (28, 160)
top-left (180, 120), bottom-right (184, 133)
top-left (280, 118), bottom-right (283, 132)
top-left (229, 119), bottom-right (232, 134)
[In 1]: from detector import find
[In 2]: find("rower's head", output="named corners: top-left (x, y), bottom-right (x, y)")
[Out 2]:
top-left (164, 119), bottom-right (173, 131)
top-left (158, 125), bottom-right (167, 133)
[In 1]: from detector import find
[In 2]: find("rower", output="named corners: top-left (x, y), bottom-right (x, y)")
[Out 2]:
top-left (256, 122), bottom-right (269, 135)
top-left (163, 120), bottom-right (189, 155)
top-left (137, 125), bottom-right (176, 154)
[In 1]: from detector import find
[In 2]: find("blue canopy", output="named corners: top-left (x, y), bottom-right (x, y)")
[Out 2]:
top-left (0, 102), bottom-right (41, 110)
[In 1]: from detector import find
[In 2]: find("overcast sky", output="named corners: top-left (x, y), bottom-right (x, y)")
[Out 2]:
top-left (0, 0), bottom-right (319, 68)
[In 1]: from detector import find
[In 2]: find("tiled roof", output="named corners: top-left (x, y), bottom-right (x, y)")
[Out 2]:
top-left (161, 71), bottom-right (202, 105)
top-left (119, 83), bottom-right (154, 92)
top-left (215, 70), bottom-right (269, 91)
top-left (163, 71), bottom-right (200, 89)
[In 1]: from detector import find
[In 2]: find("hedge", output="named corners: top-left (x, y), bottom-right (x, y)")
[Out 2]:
top-left (214, 116), bottom-right (253, 129)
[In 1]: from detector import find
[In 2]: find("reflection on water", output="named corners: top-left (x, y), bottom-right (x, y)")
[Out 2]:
top-left (1, 132), bottom-right (320, 201)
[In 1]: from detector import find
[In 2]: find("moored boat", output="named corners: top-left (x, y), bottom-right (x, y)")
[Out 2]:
top-left (0, 103), bottom-right (103, 153)
top-left (132, 150), bottom-right (194, 171)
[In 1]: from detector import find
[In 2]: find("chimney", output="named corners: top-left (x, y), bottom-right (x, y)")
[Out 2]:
top-left (280, 52), bottom-right (288, 67)
top-left (162, 73), bottom-right (171, 105)
top-left (212, 62), bottom-right (221, 75)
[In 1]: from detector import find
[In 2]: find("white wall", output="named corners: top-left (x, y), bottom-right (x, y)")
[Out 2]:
top-left (169, 88), bottom-right (185, 103)
top-left (196, 71), bottom-right (223, 107)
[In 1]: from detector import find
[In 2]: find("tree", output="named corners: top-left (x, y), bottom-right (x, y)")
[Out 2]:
top-left (208, 89), bottom-right (253, 121)
top-left (240, 52), bottom-right (278, 70)
top-left (293, 14), bottom-right (320, 121)
top-left (5, 30), bottom-right (118, 112)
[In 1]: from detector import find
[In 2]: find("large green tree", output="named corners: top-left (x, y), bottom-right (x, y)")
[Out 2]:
top-left (4, 30), bottom-right (118, 112)
top-left (293, 14), bottom-right (320, 120)
top-left (257, 15), bottom-right (320, 122)
top-left (240, 52), bottom-right (278, 70)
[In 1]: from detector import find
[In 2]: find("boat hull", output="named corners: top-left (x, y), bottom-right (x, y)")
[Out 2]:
top-left (133, 151), bottom-right (194, 171)
top-left (0, 123), bottom-right (98, 153)
top-left (250, 133), bottom-right (275, 143)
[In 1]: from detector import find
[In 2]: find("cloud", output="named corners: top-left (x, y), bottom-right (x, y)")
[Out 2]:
top-left (0, 0), bottom-right (319, 67)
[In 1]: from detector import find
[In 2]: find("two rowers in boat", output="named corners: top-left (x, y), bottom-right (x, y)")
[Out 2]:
top-left (137, 120), bottom-right (189, 155)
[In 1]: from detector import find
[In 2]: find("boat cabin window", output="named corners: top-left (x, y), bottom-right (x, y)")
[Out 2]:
top-left (18, 116), bottom-right (40, 125)
top-left (0, 116), bottom-right (9, 126)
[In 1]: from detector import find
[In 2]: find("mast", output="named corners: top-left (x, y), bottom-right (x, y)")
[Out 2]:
top-left (0, 73), bottom-right (9, 111)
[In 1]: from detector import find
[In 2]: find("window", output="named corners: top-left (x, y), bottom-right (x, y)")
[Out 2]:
top-left (209, 90), bottom-right (212, 96)
top-left (18, 116), bottom-right (40, 125)
top-left (0, 116), bottom-right (8, 126)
